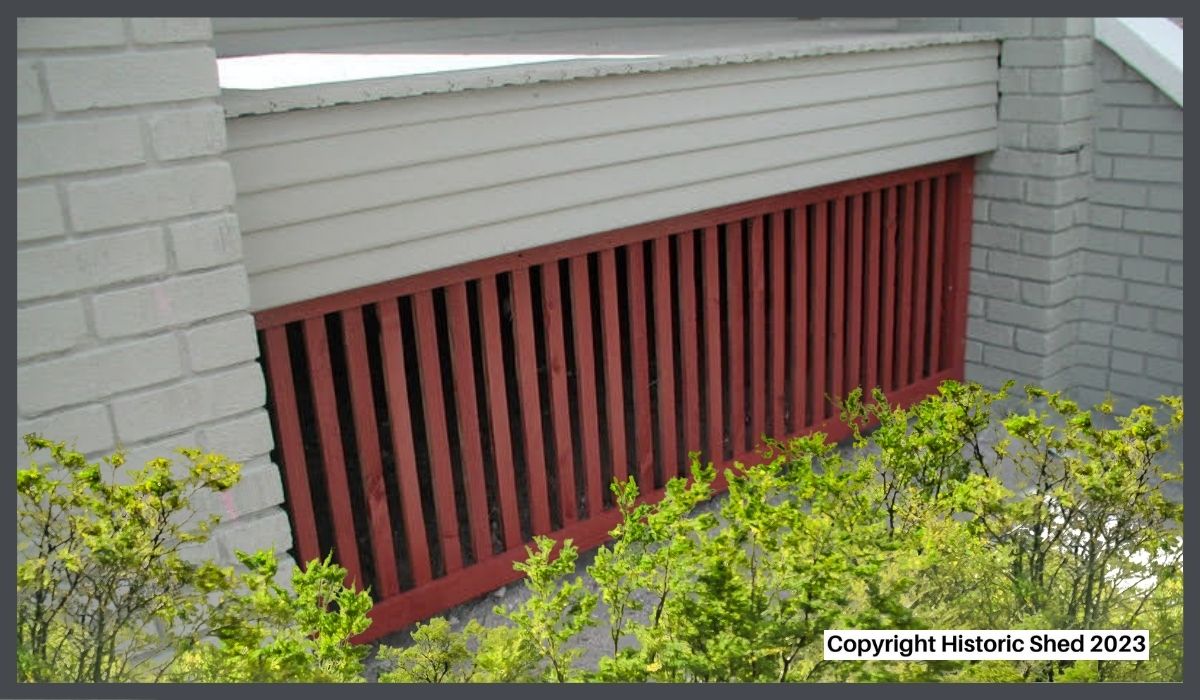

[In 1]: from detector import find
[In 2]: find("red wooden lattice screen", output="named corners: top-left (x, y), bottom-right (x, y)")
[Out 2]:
top-left (254, 157), bottom-right (975, 642)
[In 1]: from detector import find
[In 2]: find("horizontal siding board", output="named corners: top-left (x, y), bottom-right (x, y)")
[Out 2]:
top-left (234, 82), bottom-right (996, 233)
top-left (247, 130), bottom-right (996, 311)
top-left (227, 57), bottom-right (996, 196)
top-left (243, 104), bottom-right (995, 281)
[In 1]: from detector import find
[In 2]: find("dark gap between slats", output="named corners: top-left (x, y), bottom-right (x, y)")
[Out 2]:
top-left (495, 272), bottom-right (534, 543)
top-left (529, 266), bottom-right (563, 531)
top-left (465, 280), bottom-right (505, 556)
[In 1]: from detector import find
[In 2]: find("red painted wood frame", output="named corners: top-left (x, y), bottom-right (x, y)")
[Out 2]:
top-left (254, 157), bottom-right (975, 643)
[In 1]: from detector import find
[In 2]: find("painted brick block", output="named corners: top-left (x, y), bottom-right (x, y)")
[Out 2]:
top-left (1096, 130), bottom-right (1151, 155)
top-left (1028, 65), bottom-right (1092, 94)
top-left (965, 340), bottom-right (984, 363)
top-left (961, 17), bottom-right (1033, 37)
top-left (1123, 210), bottom-right (1181, 235)
top-left (92, 265), bottom-right (251, 339)
top-left (973, 174), bottom-right (1024, 201)
top-left (1120, 258), bottom-right (1167, 284)
top-left (149, 105), bottom-right (227, 161)
top-left (1146, 357), bottom-right (1183, 385)
top-left (18, 334), bottom-right (183, 416)
top-left (1120, 107), bottom-right (1183, 133)
top-left (199, 410), bottom-right (275, 464)
top-left (110, 363), bottom-right (266, 443)
top-left (1081, 252), bottom-right (1119, 277)
top-left (17, 117), bottom-right (145, 179)
top-left (130, 18), bottom-right (213, 44)
top-left (997, 122), bottom-right (1028, 148)
top-left (17, 185), bottom-right (66, 242)
top-left (1026, 120), bottom-right (1091, 151)
top-left (1091, 181), bottom-right (1147, 207)
top-left (1108, 372), bottom-right (1177, 401)
top-left (1089, 204), bottom-right (1123, 229)
top-left (17, 227), bottom-right (167, 302)
top-left (970, 271), bottom-right (1021, 301)
top-left (1086, 230), bottom-right (1140, 257)
top-left (968, 295), bottom-right (985, 316)
top-left (1111, 328), bottom-right (1180, 359)
top-left (966, 362), bottom-right (1038, 390)
top-left (1154, 310), bottom-right (1183, 336)
top-left (66, 161), bottom-right (235, 233)
top-left (1110, 350), bottom-right (1144, 374)
top-left (1074, 345), bottom-right (1110, 369)
top-left (998, 67), bottom-right (1031, 94)
top-left (17, 403), bottom-right (114, 457)
top-left (1146, 186), bottom-right (1183, 211)
top-left (999, 94), bottom-right (1090, 123)
top-left (1001, 38), bottom-right (1091, 67)
top-left (1166, 265), bottom-right (1183, 288)
top-left (967, 317), bottom-right (1015, 346)
top-left (986, 299), bottom-right (1066, 331)
top-left (1015, 327), bottom-right (1073, 355)
top-left (1093, 155), bottom-right (1114, 178)
top-left (984, 149), bottom-right (1080, 178)
top-left (1100, 81), bottom-right (1165, 106)
top-left (1031, 18), bottom-right (1093, 38)
top-left (17, 60), bottom-right (42, 117)
top-left (1021, 278), bottom-right (1075, 306)
top-left (215, 508), bottom-right (294, 564)
top-left (202, 460), bottom-right (285, 525)
top-left (44, 47), bottom-right (218, 112)
top-left (1115, 304), bottom-right (1152, 329)
top-left (989, 200), bottom-right (1074, 231)
top-left (987, 250), bottom-right (1072, 283)
top-left (1112, 157), bottom-right (1183, 183)
top-left (17, 18), bottom-right (125, 50)
top-left (185, 315), bottom-right (260, 372)
top-left (1071, 369), bottom-right (1110, 395)
top-left (1078, 299), bottom-right (1116, 322)
top-left (1078, 276), bottom-right (1125, 301)
top-left (17, 298), bottom-right (88, 360)
top-left (1150, 133), bottom-right (1183, 157)
top-left (1021, 228), bottom-right (1082, 257)
top-left (971, 223), bottom-right (1021, 251)
top-left (983, 345), bottom-right (1046, 375)
top-left (169, 213), bottom-right (243, 272)
top-left (1077, 321), bottom-right (1112, 345)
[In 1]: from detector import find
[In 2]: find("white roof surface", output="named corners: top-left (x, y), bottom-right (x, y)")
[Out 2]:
top-left (219, 21), bottom-right (995, 117)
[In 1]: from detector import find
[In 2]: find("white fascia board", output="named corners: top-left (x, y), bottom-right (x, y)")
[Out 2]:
top-left (1095, 17), bottom-right (1183, 107)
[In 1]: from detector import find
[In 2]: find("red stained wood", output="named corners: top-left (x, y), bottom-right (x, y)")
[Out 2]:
top-left (847, 194), bottom-right (864, 398)
top-left (676, 232), bottom-right (702, 468)
top-left (302, 317), bottom-right (363, 586)
top-left (929, 176), bottom-right (947, 374)
top-left (896, 184), bottom-right (916, 389)
top-left (652, 236), bottom-right (679, 480)
top-left (445, 283), bottom-right (493, 562)
top-left (947, 165), bottom-right (975, 379)
top-left (769, 213), bottom-right (787, 439)
top-left (810, 204), bottom-right (827, 420)
top-left (912, 180), bottom-right (931, 382)
top-left (748, 216), bottom-right (766, 448)
top-left (262, 327), bottom-right (320, 566)
top-left (509, 269), bottom-right (552, 535)
top-left (790, 208), bottom-right (808, 431)
top-left (626, 243), bottom-right (655, 492)
top-left (865, 190), bottom-right (882, 395)
top-left (725, 223), bottom-right (746, 454)
top-left (477, 276), bottom-right (523, 550)
top-left (377, 298), bottom-right (432, 586)
top-left (881, 187), bottom-right (898, 392)
top-left (568, 256), bottom-right (604, 516)
top-left (597, 250), bottom-right (629, 486)
top-left (341, 307), bottom-right (401, 597)
top-left (830, 198), bottom-right (846, 412)
top-left (540, 262), bottom-right (579, 523)
top-left (412, 291), bottom-right (465, 574)
top-left (701, 227), bottom-right (725, 463)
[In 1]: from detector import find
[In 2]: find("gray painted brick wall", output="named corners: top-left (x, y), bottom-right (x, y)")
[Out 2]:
top-left (15, 18), bottom-right (292, 575)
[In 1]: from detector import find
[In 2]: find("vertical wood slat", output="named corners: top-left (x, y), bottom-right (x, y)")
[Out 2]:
top-left (829, 198), bottom-right (846, 412)
top-left (445, 284), bottom-right (493, 562)
top-left (652, 236), bottom-right (679, 481)
top-left (748, 217), bottom-right (766, 448)
top-left (911, 180), bottom-right (931, 382)
top-left (702, 227), bottom-right (724, 463)
top-left (412, 291), bottom-right (465, 574)
top-left (540, 262), bottom-right (578, 524)
top-left (626, 243), bottom-right (655, 492)
top-left (341, 307), bottom-right (401, 597)
top-left (509, 269), bottom-right (552, 535)
top-left (302, 317), bottom-right (364, 586)
top-left (262, 327), bottom-right (320, 566)
top-left (568, 256), bottom-right (604, 516)
top-left (810, 204), bottom-right (828, 421)
top-left (896, 184), bottom-right (916, 389)
top-left (676, 232), bottom-right (702, 464)
top-left (597, 250), bottom-right (629, 485)
top-left (769, 213), bottom-right (787, 440)
top-left (377, 299), bottom-right (432, 585)
top-left (847, 194), bottom-right (864, 397)
top-left (790, 208), bottom-right (808, 432)
top-left (725, 224), bottom-right (746, 454)
top-left (881, 187), bottom-right (898, 392)
top-left (947, 166), bottom-right (975, 378)
top-left (476, 277), bottom-right (522, 551)
top-left (929, 176), bottom-right (947, 374)
top-left (865, 191), bottom-right (882, 395)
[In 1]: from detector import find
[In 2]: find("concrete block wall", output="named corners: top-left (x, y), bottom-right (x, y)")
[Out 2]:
top-left (1074, 43), bottom-right (1184, 409)
top-left (16, 18), bottom-right (292, 572)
